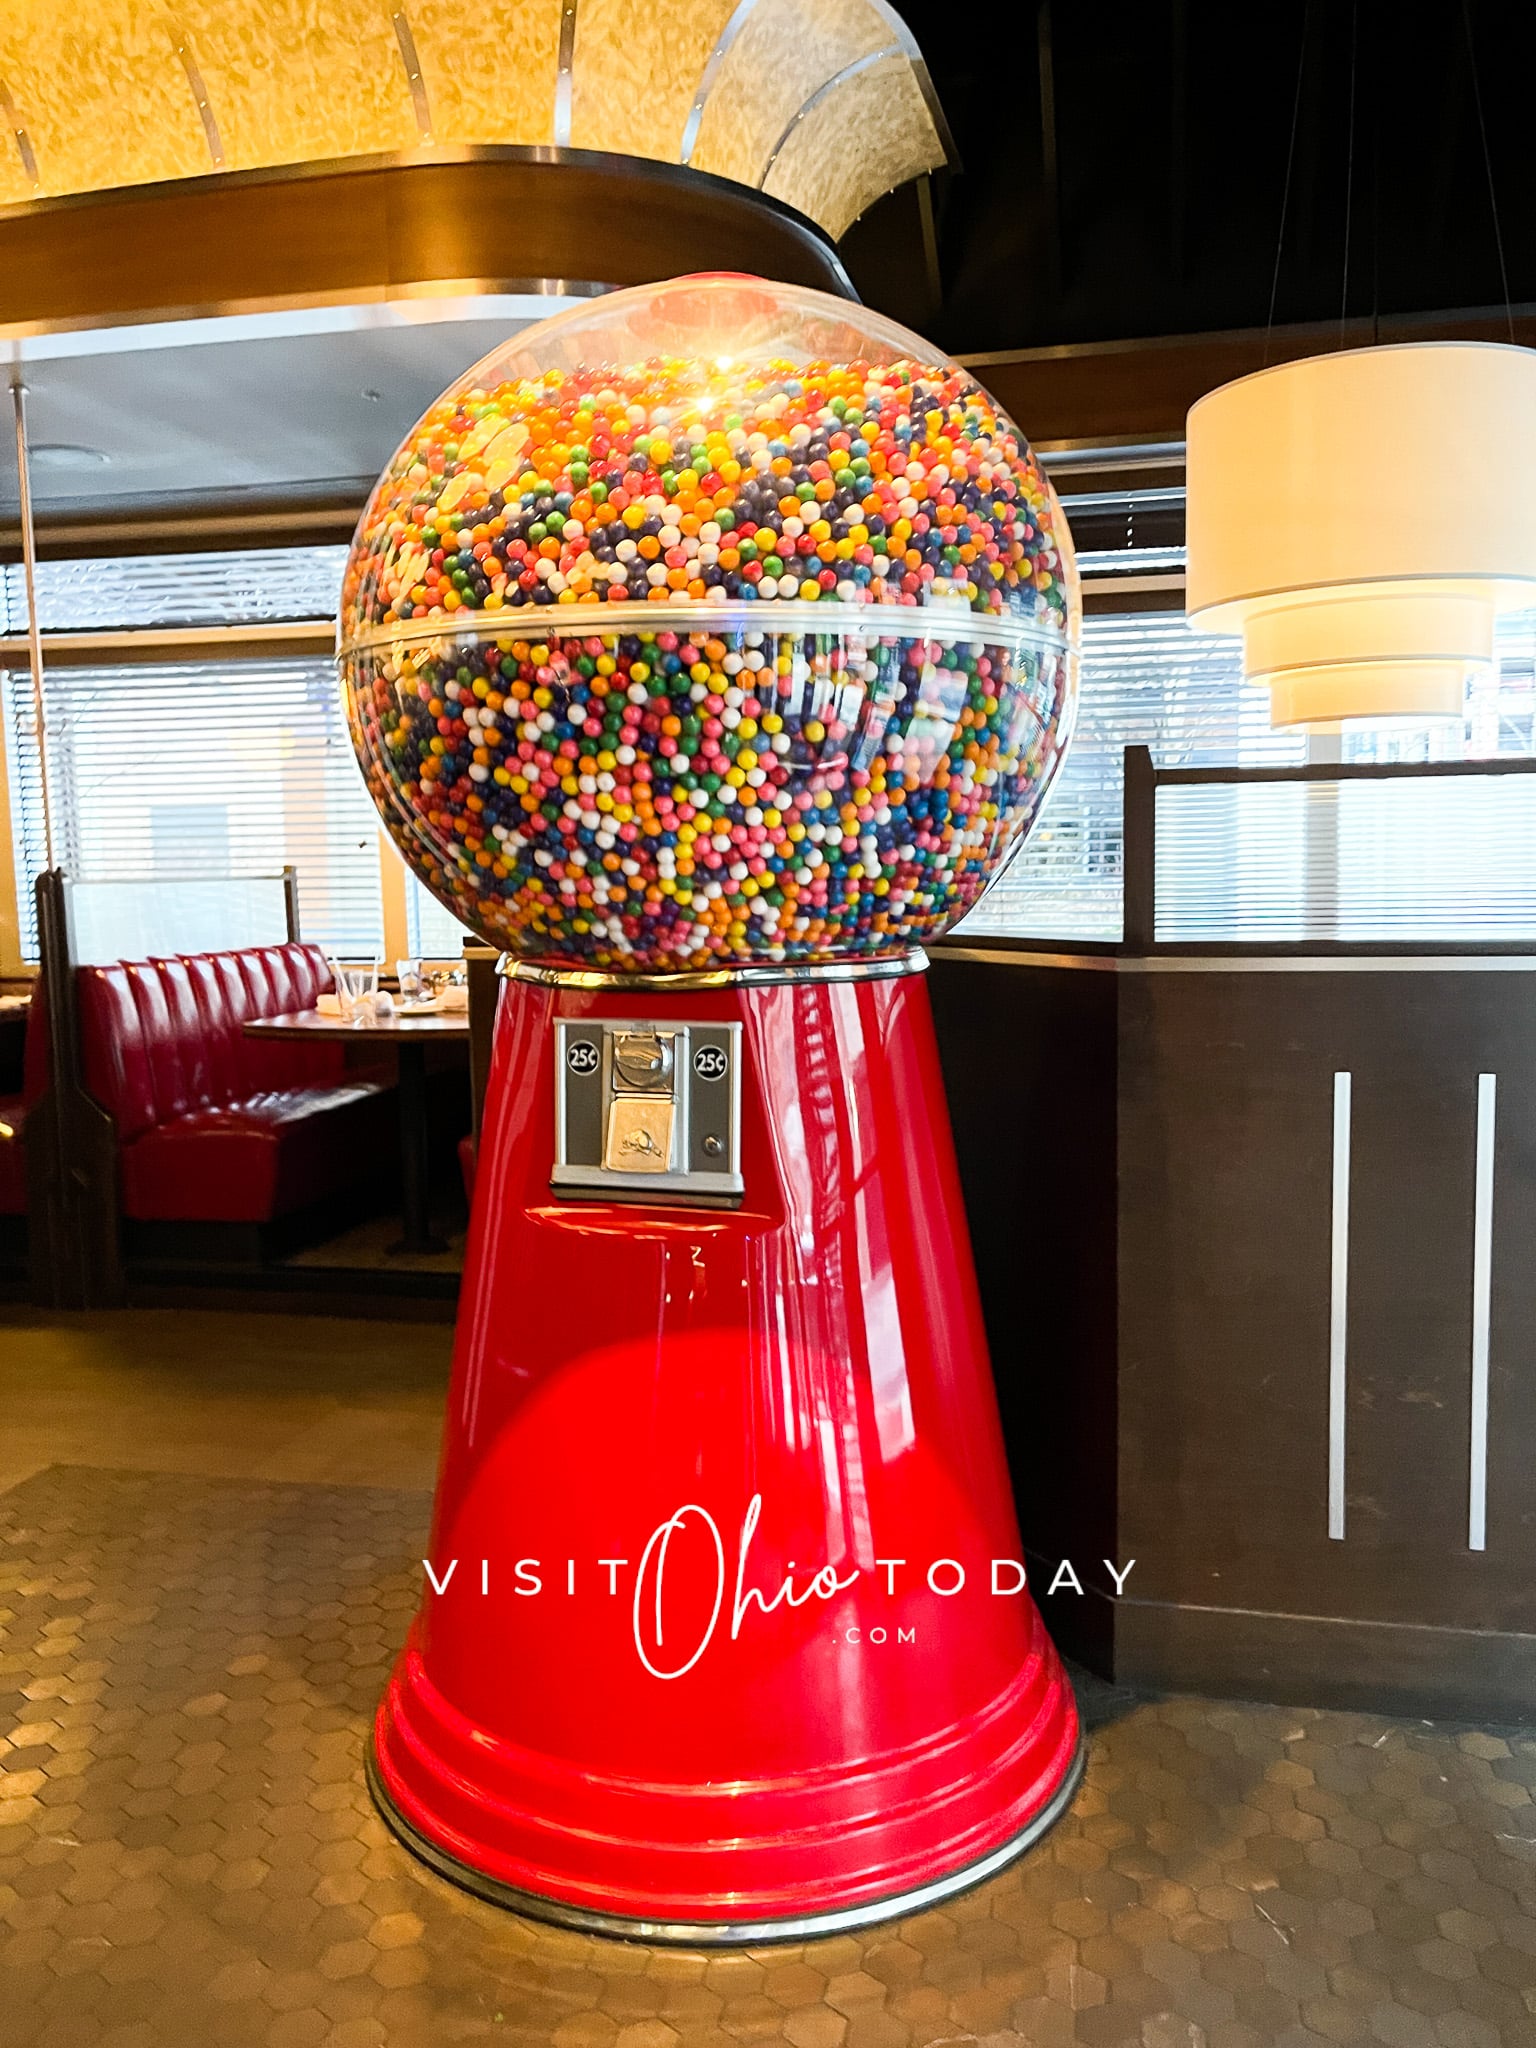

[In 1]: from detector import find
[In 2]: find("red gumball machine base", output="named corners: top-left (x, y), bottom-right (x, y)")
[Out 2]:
top-left (369, 954), bottom-right (1081, 1940)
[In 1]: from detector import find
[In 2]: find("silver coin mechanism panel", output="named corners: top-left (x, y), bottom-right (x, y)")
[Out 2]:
top-left (552, 1017), bottom-right (744, 1206)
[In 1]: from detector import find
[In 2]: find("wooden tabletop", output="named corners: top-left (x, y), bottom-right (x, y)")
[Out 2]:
top-left (243, 1007), bottom-right (471, 1042)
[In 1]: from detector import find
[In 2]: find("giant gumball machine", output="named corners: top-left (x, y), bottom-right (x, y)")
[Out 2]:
top-left (340, 276), bottom-right (1083, 1939)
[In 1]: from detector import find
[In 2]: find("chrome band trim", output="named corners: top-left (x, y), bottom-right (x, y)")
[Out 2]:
top-left (0, 139), bottom-right (847, 247)
top-left (759, 50), bottom-right (901, 189)
top-left (1469, 1072), bottom-right (1497, 1553)
top-left (365, 1737), bottom-right (1084, 1945)
top-left (1328, 1071), bottom-right (1351, 1543)
top-left (339, 599), bottom-right (1071, 663)
top-left (500, 950), bottom-right (928, 993)
top-left (679, 0), bottom-right (764, 166)
top-left (1129, 955), bottom-right (1536, 973)
top-left (554, 1), bottom-right (578, 147)
top-left (936, 952), bottom-right (1536, 975)
top-left (391, 9), bottom-right (434, 141)
top-left (1, 278), bottom-right (615, 351)
top-left (933, 946), bottom-right (1120, 972)
top-left (11, 378), bottom-right (55, 871)
top-left (0, 79), bottom-right (38, 190)
top-left (170, 25), bottom-right (225, 170)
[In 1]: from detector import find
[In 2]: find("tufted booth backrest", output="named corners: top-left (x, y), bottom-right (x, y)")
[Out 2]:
top-left (78, 942), bottom-right (344, 1136)
top-left (154, 957), bottom-right (214, 1107)
top-left (78, 965), bottom-right (160, 1142)
top-left (237, 948), bottom-right (276, 1019)
top-left (125, 962), bottom-right (190, 1123)
top-left (183, 952), bottom-right (242, 1103)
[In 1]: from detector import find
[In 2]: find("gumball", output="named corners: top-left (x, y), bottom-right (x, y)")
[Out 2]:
top-left (339, 276), bottom-right (1078, 972)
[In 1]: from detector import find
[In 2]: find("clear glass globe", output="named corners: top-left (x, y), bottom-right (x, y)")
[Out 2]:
top-left (339, 273), bottom-right (1078, 970)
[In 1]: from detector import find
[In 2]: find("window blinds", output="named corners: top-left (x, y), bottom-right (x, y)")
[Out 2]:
top-left (0, 547), bottom-right (348, 633)
top-left (958, 608), bottom-right (1536, 943)
top-left (4, 657), bottom-right (385, 960)
top-left (1154, 772), bottom-right (1536, 943)
top-left (405, 872), bottom-right (475, 962)
top-left (957, 612), bottom-right (1302, 941)
top-left (5, 544), bottom-right (1535, 960)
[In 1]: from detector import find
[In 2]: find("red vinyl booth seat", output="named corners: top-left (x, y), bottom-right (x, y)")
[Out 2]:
top-left (0, 987), bottom-right (48, 1216)
top-left (78, 943), bottom-right (394, 1225)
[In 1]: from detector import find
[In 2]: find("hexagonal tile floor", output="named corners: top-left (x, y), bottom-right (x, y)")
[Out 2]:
top-left (1, 1463), bottom-right (1534, 2048)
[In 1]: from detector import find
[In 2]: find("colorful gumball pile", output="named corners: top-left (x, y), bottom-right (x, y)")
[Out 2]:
top-left (339, 278), bottom-right (1078, 969)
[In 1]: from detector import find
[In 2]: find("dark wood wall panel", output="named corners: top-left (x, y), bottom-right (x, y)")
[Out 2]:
top-left (937, 954), bottom-right (1536, 1715)
top-left (927, 952), bottom-right (1118, 1669)
top-left (1341, 996), bottom-right (1480, 1624)
top-left (1119, 970), bottom-right (1536, 1645)
top-left (1117, 973), bottom-right (1336, 1615)
top-left (1488, 1059), bottom-right (1536, 1583)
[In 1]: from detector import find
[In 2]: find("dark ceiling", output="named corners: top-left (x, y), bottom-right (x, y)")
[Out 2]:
top-left (9, 6), bottom-right (1535, 538)
top-left (845, 0), bottom-right (1536, 356)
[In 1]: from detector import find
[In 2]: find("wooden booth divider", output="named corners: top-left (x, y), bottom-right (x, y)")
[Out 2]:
top-left (928, 747), bottom-right (1536, 1724)
top-left (28, 868), bottom-right (125, 1309)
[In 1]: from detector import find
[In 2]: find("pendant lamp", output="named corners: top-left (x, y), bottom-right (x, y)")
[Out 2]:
top-left (1186, 342), bottom-right (1536, 729)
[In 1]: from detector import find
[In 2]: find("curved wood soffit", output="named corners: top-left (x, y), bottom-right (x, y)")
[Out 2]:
top-left (0, 0), bottom-right (954, 228)
top-left (0, 147), bottom-right (859, 336)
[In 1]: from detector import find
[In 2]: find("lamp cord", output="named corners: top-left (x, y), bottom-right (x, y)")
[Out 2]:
top-left (1369, 0), bottom-right (1380, 347)
top-left (1263, 0), bottom-right (1312, 366)
top-left (1338, 0), bottom-right (1359, 346)
top-left (1460, 0), bottom-right (1514, 343)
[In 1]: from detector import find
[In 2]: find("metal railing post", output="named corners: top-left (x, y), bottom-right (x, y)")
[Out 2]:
top-left (1122, 743), bottom-right (1157, 949)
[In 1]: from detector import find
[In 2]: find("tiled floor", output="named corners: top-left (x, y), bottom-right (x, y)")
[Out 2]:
top-left (285, 1214), bottom-right (467, 1278)
top-left (2, 1312), bottom-right (1535, 2048)
top-left (0, 1309), bottom-right (450, 1498)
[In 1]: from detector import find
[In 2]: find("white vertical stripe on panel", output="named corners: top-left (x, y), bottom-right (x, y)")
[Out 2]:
top-left (1469, 1073), bottom-right (1497, 1553)
top-left (1329, 1071), bottom-right (1352, 1542)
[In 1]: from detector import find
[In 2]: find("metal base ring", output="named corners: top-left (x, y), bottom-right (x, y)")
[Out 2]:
top-left (364, 1735), bottom-right (1086, 1947)
top-left (498, 948), bottom-right (928, 993)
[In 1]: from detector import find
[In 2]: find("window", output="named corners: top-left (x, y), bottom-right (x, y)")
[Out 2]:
top-left (1154, 772), bottom-right (1536, 943)
top-left (0, 543), bottom-right (477, 965)
top-left (0, 544), bottom-right (384, 963)
top-left (10, 543), bottom-right (1535, 960)
top-left (0, 546), bottom-right (348, 633)
top-left (5, 657), bottom-right (385, 960)
top-left (404, 872), bottom-right (473, 963)
top-left (958, 608), bottom-right (1536, 942)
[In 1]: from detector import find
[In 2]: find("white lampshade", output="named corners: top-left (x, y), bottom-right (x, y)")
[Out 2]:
top-left (1185, 342), bottom-right (1536, 729)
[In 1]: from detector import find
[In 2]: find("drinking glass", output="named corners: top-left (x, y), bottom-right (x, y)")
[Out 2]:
top-left (330, 956), bottom-right (380, 1025)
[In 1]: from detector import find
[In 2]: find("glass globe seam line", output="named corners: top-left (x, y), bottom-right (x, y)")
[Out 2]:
top-left (337, 601), bottom-right (1073, 663)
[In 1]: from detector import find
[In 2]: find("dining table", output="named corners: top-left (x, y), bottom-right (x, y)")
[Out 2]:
top-left (242, 1006), bottom-right (470, 1254)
